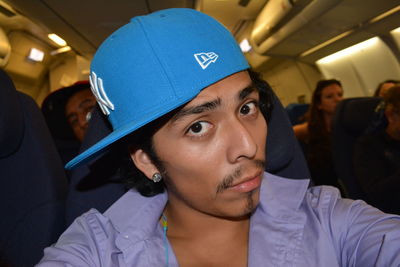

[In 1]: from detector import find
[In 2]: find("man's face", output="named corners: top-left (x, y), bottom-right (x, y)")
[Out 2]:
top-left (318, 83), bottom-right (343, 115)
top-left (65, 89), bottom-right (96, 142)
top-left (134, 71), bottom-right (267, 219)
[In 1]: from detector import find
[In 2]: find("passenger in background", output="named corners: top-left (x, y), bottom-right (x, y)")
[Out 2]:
top-left (365, 80), bottom-right (400, 135)
top-left (64, 85), bottom-right (96, 142)
top-left (353, 86), bottom-right (400, 214)
top-left (42, 81), bottom-right (96, 164)
top-left (293, 79), bottom-right (343, 189)
top-left (373, 79), bottom-right (400, 97)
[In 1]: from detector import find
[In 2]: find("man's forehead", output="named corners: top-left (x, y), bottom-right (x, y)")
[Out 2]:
top-left (186, 71), bottom-right (252, 103)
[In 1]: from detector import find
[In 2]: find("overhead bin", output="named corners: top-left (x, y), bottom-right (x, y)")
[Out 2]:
top-left (0, 27), bottom-right (11, 67)
top-left (251, 0), bottom-right (296, 46)
top-left (250, 0), bottom-right (342, 55)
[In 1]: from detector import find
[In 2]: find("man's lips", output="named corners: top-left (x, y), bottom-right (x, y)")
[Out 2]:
top-left (229, 171), bottom-right (263, 192)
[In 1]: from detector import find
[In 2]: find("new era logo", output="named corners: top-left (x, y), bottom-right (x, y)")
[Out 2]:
top-left (194, 52), bottom-right (219, 70)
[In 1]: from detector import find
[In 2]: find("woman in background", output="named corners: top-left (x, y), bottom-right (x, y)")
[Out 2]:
top-left (293, 79), bottom-right (343, 190)
top-left (373, 79), bottom-right (399, 97)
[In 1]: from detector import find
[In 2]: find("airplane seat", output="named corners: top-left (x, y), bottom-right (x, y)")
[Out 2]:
top-left (331, 97), bottom-right (382, 200)
top-left (285, 103), bottom-right (309, 125)
top-left (65, 106), bottom-right (126, 226)
top-left (266, 93), bottom-right (311, 179)
top-left (65, 89), bottom-right (311, 225)
top-left (0, 69), bottom-right (68, 266)
top-left (41, 88), bottom-right (82, 166)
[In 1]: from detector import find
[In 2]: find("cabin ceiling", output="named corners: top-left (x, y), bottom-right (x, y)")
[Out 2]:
top-left (273, 0), bottom-right (400, 63)
top-left (1, 0), bottom-right (400, 65)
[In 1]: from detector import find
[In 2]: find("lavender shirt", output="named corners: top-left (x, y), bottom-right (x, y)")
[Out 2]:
top-left (37, 173), bottom-right (400, 266)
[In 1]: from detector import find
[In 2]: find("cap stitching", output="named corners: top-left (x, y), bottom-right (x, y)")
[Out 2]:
top-left (136, 16), bottom-right (178, 99)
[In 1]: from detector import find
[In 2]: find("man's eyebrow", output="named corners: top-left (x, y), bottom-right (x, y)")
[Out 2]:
top-left (171, 98), bottom-right (221, 123)
top-left (170, 83), bottom-right (257, 123)
top-left (238, 84), bottom-right (257, 101)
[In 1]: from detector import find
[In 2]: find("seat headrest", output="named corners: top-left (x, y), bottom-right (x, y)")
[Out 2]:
top-left (265, 94), bottom-right (298, 174)
top-left (335, 97), bottom-right (381, 136)
top-left (285, 103), bottom-right (309, 125)
top-left (0, 70), bottom-right (24, 157)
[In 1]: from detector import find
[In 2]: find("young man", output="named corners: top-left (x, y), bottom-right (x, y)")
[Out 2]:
top-left (42, 82), bottom-right (96, 143)
top-left (42, 81), bottom-right (96, 163)
top-left (38, 8), bottom-right (400, 266)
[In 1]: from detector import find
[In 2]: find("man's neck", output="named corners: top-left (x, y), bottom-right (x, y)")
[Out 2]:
top-left (165, 208), bottom-right (250, 241)
top-left (163, 200), bottom-right (250, 267)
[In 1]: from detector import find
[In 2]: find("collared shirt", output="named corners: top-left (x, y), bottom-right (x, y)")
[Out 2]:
top-left (37, 172), bottom-right (400, 266)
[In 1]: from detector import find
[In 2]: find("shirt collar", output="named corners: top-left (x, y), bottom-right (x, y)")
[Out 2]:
top-left (104, 172), bottom-right (310, 240)
top-left (259, 172), bottom-right (310, 218)
top-left (104, 188), bottom-right (168, 240)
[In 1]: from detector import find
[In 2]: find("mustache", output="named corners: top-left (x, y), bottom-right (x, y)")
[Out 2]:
top-left (216, 160), bottom-right (265, 194)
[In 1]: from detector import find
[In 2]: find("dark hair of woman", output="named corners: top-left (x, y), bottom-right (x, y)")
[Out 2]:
top-left (300, 79), bottom-right (343, 189)
top-left (306, 79), bottom-right (342, 143)
top-left (373, 80), bottom-right (400, 97)
top-left (117, 69), bottom-right (274, 197)
top-left (384, 85), bottom-right (400, 112)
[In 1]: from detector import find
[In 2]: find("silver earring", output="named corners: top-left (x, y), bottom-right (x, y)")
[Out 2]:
top-left (152, 173), bottom-right (162, 183)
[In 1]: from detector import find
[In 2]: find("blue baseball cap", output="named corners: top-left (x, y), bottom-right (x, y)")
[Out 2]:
top-left (66, 8), bottom-right (249, 169)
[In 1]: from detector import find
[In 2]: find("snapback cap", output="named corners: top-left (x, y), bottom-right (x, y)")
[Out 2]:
top-left (66, 8), bottom-right (249, 169)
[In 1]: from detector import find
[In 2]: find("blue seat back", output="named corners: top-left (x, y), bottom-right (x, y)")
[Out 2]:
top-left (332, 97), bottom-right (382, 199)
top-left (285, 103), bottom-right (309, 125)
top-left (0, 70), bottom-right (68, 266)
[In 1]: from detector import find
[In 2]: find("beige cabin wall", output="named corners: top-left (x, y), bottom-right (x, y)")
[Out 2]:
top-left (3, 30), bottom-right (52, 103)
top-left (1, 28), bottom-right (91, 105)
top-left (257, 59), bottom-right (322, 107)
top-left (48, 54), bottom-right (90, 93)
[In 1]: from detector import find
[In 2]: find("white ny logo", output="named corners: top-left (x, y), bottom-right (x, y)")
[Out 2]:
top-left (89, 71), bottom-right (115, 115)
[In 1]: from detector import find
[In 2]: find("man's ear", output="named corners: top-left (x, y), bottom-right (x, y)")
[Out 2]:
top-left (129, 147), bottom-right (159, 180)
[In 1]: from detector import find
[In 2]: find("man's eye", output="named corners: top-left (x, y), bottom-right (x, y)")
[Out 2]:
top-left (187, 121), bottom-right (212, 137)
top-left (240, 101), bottom-right (258, 115)
top-left (69, 119), bottom-right (78, 127)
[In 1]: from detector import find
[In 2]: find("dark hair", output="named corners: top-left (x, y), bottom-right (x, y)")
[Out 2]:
top-left (384, 85), bottom-right (400, 113)
top-left (306, 79), bottom-right (342, 141)
top-left (302, 79), bottom-right (342, 183)
top-left (373, 80), bottom-right (400, 97)
top-left (118, 69), bottom-right (274, 197)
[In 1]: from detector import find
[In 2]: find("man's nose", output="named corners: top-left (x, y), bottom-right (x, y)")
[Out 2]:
top-left (226, 120), bottom-right (257, 163)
